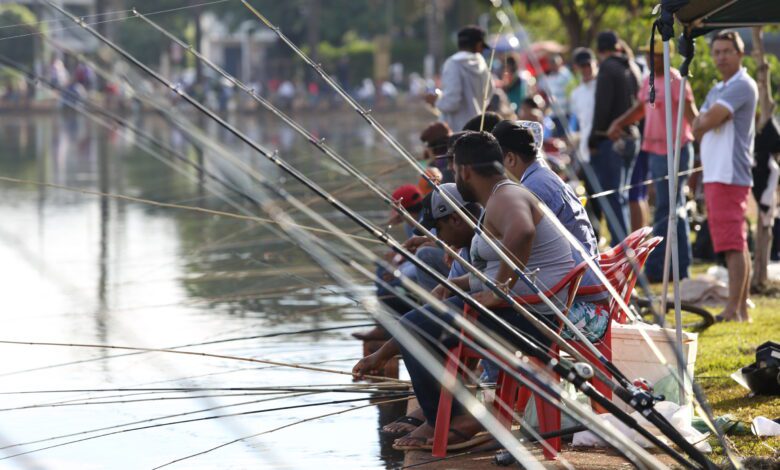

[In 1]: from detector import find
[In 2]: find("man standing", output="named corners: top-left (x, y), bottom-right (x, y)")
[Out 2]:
top-left (544, 54), bottom-right (574, 136)
top-left (607, 37), bottom-right (699, 282)
top-left (570, 48), bottom-right (598, 165)
top-left (693, 31), bottom-right (757, 322)
top-left (588, 31), bottom-right (641, 244)
top-left (426, 25), bottom-right (494, 132)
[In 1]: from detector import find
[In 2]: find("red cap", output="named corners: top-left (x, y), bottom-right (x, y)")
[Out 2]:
top-left (392, 184), bottom-right (423, 209)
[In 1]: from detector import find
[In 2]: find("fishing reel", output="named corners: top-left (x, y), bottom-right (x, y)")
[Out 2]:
top-left (628, 377), bottom-right (665, 411)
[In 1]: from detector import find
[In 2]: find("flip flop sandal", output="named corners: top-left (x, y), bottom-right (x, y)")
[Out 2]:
top-left (392, 435), bottom-right (429, 451)
top-left (420, 429), bottom-right (492, 451)
top-left (381, 416), bottom-right (425, 437)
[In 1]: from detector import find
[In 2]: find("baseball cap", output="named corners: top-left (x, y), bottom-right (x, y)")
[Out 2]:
top-left (492, 120), bottom-right (543, 154)
top-left (572, 47), bottom-right (595, 66)
top-left (418, 183), bottom-right (466, 230)
top-left (457, 25), bottom-right (489, 50)
top-left (596, 31), bottom-right (619, 52)
top-left (391, 184), bottom-right (423, 210)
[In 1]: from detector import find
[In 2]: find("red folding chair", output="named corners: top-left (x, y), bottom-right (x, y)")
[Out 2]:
top-left (431, 261), bottom-right (588, 459)
top-left (599, 226), bottom-right (652, 268)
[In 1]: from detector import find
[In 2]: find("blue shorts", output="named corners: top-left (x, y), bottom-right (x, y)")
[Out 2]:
top-left (628, 150), bottom-right (649, 202)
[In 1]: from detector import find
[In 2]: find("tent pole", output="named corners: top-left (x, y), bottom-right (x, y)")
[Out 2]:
top-left (660, 40), bottom-right (686, 403)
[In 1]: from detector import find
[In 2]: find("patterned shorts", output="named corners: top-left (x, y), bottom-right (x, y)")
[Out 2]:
top-left (560, 301), bottom-right (609, 343)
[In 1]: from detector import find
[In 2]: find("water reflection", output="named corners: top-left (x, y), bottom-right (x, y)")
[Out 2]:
top-left (0, 109), bottom-right (424, 469)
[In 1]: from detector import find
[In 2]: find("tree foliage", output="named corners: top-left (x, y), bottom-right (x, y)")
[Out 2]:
top-left (0, 4), bottom-right (39, 71)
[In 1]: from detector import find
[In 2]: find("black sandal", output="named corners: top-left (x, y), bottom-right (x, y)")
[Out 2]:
top-left (381, 415), bottom-right (424, 437)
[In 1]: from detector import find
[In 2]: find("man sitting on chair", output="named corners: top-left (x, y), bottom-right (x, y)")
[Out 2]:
top-left (354, 132), bottom-right (574, 451)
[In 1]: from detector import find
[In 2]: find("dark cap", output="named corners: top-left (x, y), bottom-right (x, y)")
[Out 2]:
top-left (418, 183), bottom-right (467, 230)
top-left (572, 47), bottom-right (595, 65)
top-left (492, 120), bottom-right (542, 153)
top-left (596, 31), bottom-right (619, 52)
top-left (457, 25), bottom-right (489, 50)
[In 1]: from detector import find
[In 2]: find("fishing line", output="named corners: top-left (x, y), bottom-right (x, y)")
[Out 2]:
top-left (45, 5), bottom-right (694, 466)
top-left (586, 167), bottom-right (702, 200)
top-left (152, 395), bottom-right (413, 469)
top-left (493, 5), bottom-right (730, 464)
top-left (2, 391), bottom-right (409, 455)
top-left (0, 384), bottom-right (408, 396)
top-left (0, 393), bottom-right (409, 461)
top-left (0, 175), bottom-right (377, 243)
top-left (348, 250), bottom-right (687, 468)
top-left (260, 191), bottom-right (662, 469)
top-left (235, 2), bottom-right (646, 380)
top-left (0, 0), bottom-right (233, 43)
top-left (233, 6), bottom-right (699, 448)
top-left (0, 391), bottom-right (306, 414)
top-left (0, 340), bottom-right (408, 384)
top-left (134, 7), bottom-right (619, 397)
top-left (0, 356), bottom-right (368, 413)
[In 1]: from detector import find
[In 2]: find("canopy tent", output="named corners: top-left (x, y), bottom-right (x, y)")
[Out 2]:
top-left (675, 0), bottom-right (780, 35)
top-left (653, 0), bottom-right (780, 405)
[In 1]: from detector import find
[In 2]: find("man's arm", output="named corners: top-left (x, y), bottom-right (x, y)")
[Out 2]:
top-left (692, 104), bottom-right (730, 141)
top-left (488, 194), bottom-right (536, 292)
top-left (435, 59), bottom-right (463, 113)
top-left (683, 81), bottom-right (699, 124)
top-left (607, 101), bottom-right (644, 141)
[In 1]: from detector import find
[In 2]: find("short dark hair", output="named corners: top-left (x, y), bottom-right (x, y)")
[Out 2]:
top-left (491, 120), bottom-right (537, 163)
top-left (457, 25), bottom-right (487, 50)
top-left (462, 112), bottom-right (502, 132)
top-left (452, 131), bottom-right (504, 177)
top-left (711, 30), bottom-right (745, 54)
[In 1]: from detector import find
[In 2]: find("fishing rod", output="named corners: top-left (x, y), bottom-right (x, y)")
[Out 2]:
top-left (0, 392), bottom-right (317, 452)
top-left (226, 8), bottom-right (711, 465)
top-left (0, 174), bottom-right (375, 243)
top-left (152, 395), bottom-right (413, 470)
top-left (0, 0), bottom-right (232, 45)
top-left (235, 0), bottom-right (673, 387)
top-left (0, 393), bottom-right (409, 462)
top-left (492, 5), bottom-right (734, 465)
top-left (46, 5), bottom-right (696, 466)
top-left (0, 392), bottom-right (312, 412)
top-left (352, 248), bottom-right (691, 469)
top-left (53, 0), bottom-right (602, 394)
top-left (0, 384), bottom-right (407, 396)
top-left (112, 17), bottom-right (692, 470)
top-left (0, 339), bottom-right (406, 384)
top-left (252, 183), bottom-right (662, 469)
top-left (15, 43), bottom-right (684, 470)
top-left (135, 4), bottom-right (628, 395)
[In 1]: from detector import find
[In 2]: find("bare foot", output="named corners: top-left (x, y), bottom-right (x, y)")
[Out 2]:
top-left (383, 407), bottom-right (424, 435)
top-left (426, 414), bottom-right (484, 446)
top-left (393, 422), bottom-right (433, 450)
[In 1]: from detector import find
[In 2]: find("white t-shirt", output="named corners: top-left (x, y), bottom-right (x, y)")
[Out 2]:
top-left (700, 67), bottom-right (757, 186)
top-left (570, 79), bottom-right (596, 163)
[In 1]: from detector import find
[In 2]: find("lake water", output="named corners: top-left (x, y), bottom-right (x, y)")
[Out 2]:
top-left (0, 108), bottom-right (429, 469)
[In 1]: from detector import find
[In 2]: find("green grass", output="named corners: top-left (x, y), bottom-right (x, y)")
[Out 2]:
top-left (662, 270), bottom-right (780, 459)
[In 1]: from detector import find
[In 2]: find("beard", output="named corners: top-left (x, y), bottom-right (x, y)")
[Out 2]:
top-left (455, 174), bottom-right (477, 203)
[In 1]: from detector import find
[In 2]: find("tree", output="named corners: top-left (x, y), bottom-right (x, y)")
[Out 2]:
top-left (0, 5), bottom-right (39, 71)
top-left (513, 0), bottom-right (655, 49)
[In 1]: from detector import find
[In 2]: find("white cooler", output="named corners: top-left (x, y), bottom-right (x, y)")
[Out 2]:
top-left (609, 322), bottom-right (698, 413)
